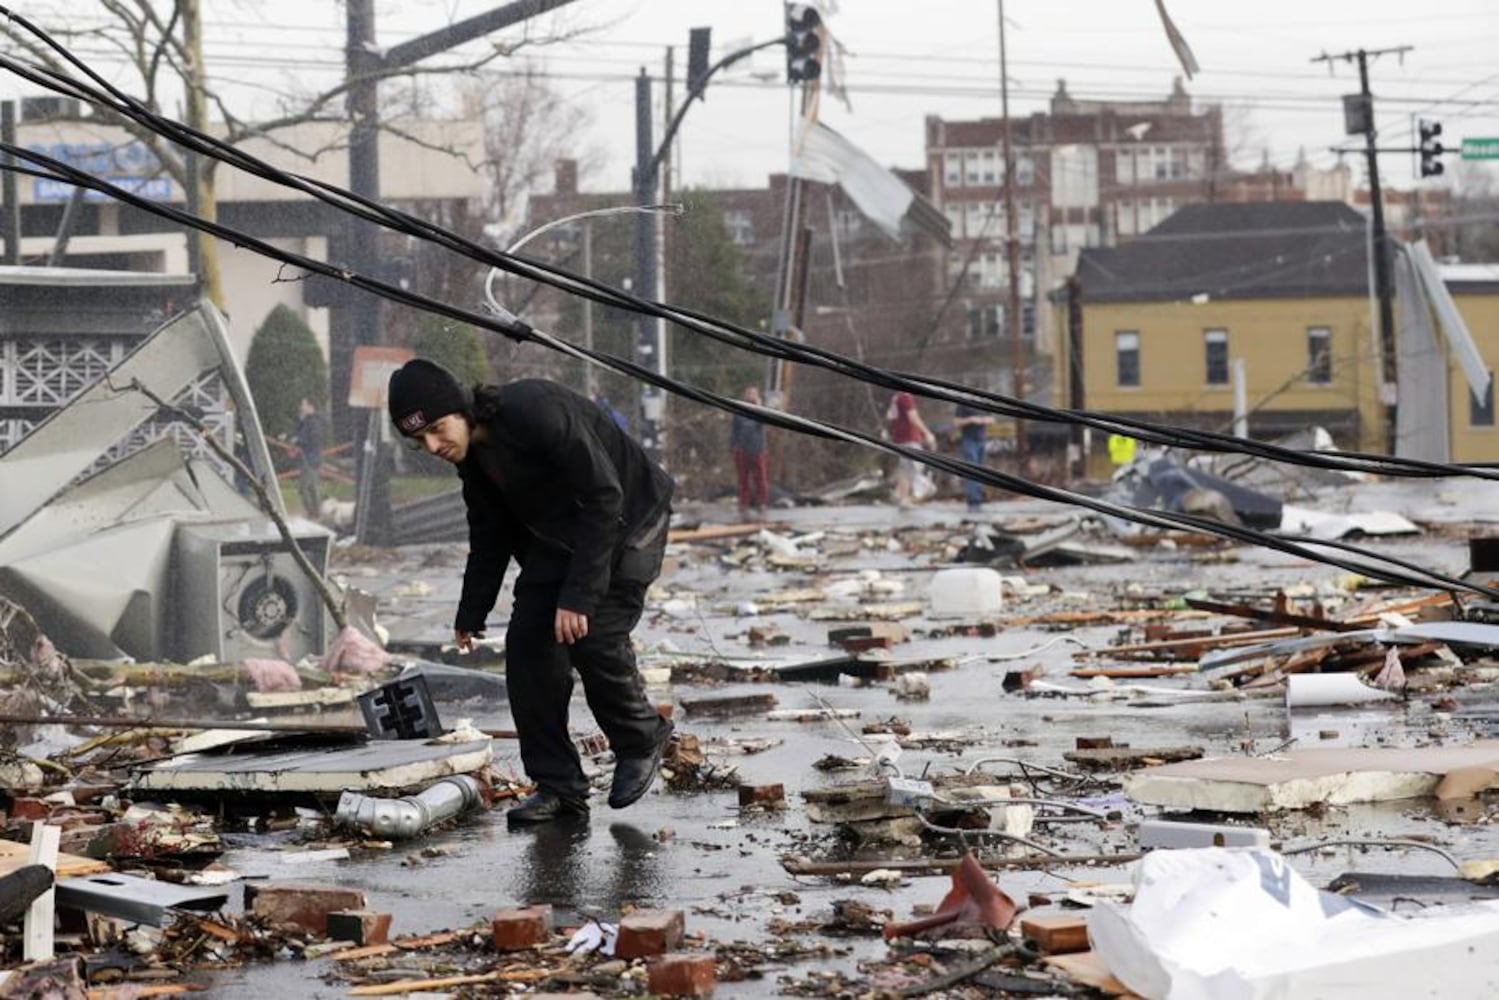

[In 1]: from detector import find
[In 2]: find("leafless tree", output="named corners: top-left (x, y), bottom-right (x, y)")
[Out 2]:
top-left (0, 0), bottom-right (593, 302)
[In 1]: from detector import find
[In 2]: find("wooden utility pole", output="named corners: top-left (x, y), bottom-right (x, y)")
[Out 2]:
top-left (181, 0), bottom-right (223, 306)
top-left (1311, 45), bottom-right (1410, 455)
top-left (998, 0), bottom-right (1025, 471)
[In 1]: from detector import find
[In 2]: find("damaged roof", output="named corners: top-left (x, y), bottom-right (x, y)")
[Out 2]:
top-left (1076, 201), bottom-right (1371, 303)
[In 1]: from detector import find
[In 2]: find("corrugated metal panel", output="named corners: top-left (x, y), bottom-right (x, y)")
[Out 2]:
top-left (390, 487), bottom-right (466, 546)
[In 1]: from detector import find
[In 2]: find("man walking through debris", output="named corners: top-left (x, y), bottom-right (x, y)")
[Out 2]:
top-left (294, 397), bottom-right (325, 519)
top-left (387, 359), bottom-right (676, 825)
top-left (730, 384), bottom-right (770, 520)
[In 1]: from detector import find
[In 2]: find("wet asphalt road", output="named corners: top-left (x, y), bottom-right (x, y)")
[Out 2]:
top-left (205, 490), bottom-right (1499, 996)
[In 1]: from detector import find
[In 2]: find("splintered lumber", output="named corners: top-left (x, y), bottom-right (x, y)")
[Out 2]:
top-left (1343, 592), bottom-right (1454, 625)
top-left (1020, 912), bottom-right (1091, 955)
top-left (1064, 746), bottom-right (1204, 770)
top-left (0, 836), bottom-right (109, 879)
top-left (1184, 597), bottom-right (1361, 632)
top-left (1073, 627), bottom-right (1300, 662)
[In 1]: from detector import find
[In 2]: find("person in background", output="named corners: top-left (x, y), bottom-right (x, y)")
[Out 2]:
top-left (387, 359), bottom-right (675, 826)
top-left (953, 400), bottom-right (994, 512)
top-left (730, 384), bottom-right (770, 521)
top-left (886, 390), bottom-right (936, 508)
top-left (294, 397), bottom-right (325, 519)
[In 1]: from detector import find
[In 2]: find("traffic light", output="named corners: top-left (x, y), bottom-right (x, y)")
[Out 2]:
top-left (785, 3), bottom-right (822, 84)
top-left (1419, 119), bottom-right (1445, 177)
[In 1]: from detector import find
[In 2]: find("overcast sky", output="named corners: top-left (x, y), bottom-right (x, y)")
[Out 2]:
top-left (14, 0), bottom-right (1499, 192)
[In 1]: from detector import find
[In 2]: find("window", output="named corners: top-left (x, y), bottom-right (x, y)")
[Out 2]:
top-left (967, 304), bottom-right (1001, 341)
top-left (723, 209), bottom-right (754, 246)
top-left (834, 209), bottom-right (862, 239)
top-left (1472, 370), bottom-right (1495, 427)
top-left (1116, 331), bottom-right (1141, 387)
top-left (944, 153), bottom-right (962, 186)
top-left (965, 151), bottom-right (983, 185)
top-left (1017, 154), bottom-right (1035, 186)
top-left (1204, 329), bottom-right (1229, 386)
top-left (981, 150), bottom-right (998, 184)
top-left (944, 206), bottom-right (963, 238)
top-left (1306, 327), bottom-right (1332, 384)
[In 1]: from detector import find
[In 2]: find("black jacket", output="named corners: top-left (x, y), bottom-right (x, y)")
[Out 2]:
top-left (453, 379), bottom-right (673, 631)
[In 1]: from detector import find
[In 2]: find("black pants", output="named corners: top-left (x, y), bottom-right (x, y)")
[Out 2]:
top-left (504, 523), bottom-right (670, 802)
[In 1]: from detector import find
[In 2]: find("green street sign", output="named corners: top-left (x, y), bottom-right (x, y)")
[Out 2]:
top-left (1461, 137), bottom-right (1499, 160)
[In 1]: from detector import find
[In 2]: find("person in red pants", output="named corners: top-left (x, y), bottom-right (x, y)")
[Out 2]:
top-left (730, 384), bottom-right (770, 520)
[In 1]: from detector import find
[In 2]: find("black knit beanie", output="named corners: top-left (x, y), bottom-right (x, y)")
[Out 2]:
top-left (387, 359), bottom-right (470, 436)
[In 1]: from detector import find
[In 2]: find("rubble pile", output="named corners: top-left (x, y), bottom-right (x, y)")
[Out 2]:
top-left (6, 458), bottom-right (1499, 997)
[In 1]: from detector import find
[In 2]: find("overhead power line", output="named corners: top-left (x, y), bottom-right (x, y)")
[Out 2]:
top-left (0, 12), bottom-right (1495, 599)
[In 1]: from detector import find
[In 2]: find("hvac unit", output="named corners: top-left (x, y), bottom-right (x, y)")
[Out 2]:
top-left (171, 521), bottom-right (331, 663)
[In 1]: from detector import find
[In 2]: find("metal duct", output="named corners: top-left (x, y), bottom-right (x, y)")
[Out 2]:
top-left (334, 774), bottom-right (483, 839)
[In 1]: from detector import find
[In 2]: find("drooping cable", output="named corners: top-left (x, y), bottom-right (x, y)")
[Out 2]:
top-left (0, 18), bottom-right (1493, 597)
top-left (0, 23), bottom-right (1495, 489)
top-left (7, 142), bottom-right (1495, 601)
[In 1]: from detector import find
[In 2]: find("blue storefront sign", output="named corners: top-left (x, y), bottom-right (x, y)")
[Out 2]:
top-left (26, 140), bottom-right (176, 203)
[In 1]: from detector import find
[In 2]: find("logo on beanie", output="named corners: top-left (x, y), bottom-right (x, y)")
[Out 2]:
top-left (398, 410), bottom-right (426, 434)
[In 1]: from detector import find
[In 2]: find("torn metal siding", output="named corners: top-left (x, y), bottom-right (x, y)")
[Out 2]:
top-left (0, 285), bottom-right (331, 663)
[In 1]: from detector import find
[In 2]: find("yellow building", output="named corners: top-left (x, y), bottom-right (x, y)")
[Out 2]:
top-left (1444, 266), bottom-right (1499, 464)
top-left (1056, 201), bottom-right (1497, 475)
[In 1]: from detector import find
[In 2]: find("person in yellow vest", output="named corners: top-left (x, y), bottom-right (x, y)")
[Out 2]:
top-left (1107, 433), bottom-right (1137, 468)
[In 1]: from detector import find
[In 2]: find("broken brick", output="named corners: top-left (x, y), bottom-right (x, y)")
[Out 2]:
top-left (737, 783), bottom-right (786, 809)
top-left (326, 910), bottom-right (391, 947)
top-left (9, 797), bottom-right (50, 821)
top-left (1075, 736), bottom-right (1113, 750)
top-left (491, 904), bottom-right (552, 951)
top-left (246, 884), bottom-right (366, 936)
top-left (647, 953), bottom-right (715, 997)
top-left (615, 908), bottom-right (685, 959)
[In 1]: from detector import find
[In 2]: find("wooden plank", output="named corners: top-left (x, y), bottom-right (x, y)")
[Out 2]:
top-left (327, 931), bottom-right (458, 962)
top-left (1070, 664), bottom-right (1199, 679)
top-left (1072, 627), bottom-right (1300, 661)
top-left (667, 522), bottom-right (767, 543)
top-left (0, 838), bottom-right (110, 879)
top-left (1064, 746), bottom-right (1205, 770)
top-left (1043, 951), bottom-right (1137, 996)
top-left (348, 972), bottom-right (501, 996)
top-left (1020, 912), bottom-right (1090, 954)
top-left (25, 822), bottom-right (60, 962)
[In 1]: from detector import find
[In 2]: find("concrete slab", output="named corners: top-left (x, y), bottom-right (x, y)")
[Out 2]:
top-left (1125, 741), bottom-right (1499, 813)
top-left (129, 739), bottom-right (492, 796)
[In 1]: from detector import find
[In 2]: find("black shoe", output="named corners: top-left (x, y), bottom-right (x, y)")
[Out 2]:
top-left (507, 790), bottom-right (589, 826)
top-left (0, 864), bottom-right (53, 925)
top-left (608, 722), bottom-right (674, 809)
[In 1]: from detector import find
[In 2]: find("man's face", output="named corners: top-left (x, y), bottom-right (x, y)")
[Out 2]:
top-left (414, 413), bottom-right (471, 464)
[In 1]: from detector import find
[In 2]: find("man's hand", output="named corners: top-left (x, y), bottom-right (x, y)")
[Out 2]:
top-left (455, 628), bottom-right (484, 653)
top-left (555, 608), bottom-right (590, 645)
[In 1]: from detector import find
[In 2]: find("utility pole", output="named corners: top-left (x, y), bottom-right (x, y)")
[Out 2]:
top-left (339, 0), bottom-right (577, 543)
top-left (581, 219), bottom-right (596, 398)
top-left (997, 0), bottom-right (1025, 473)
top-left (1312, 45), bottom-right (1409, 456)
top-left (1, 101), bottom-right (19, 265)
top-left (180, 0), bottom-right (221, 306)
top-left (632, 68), bottom-right (665, 462)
